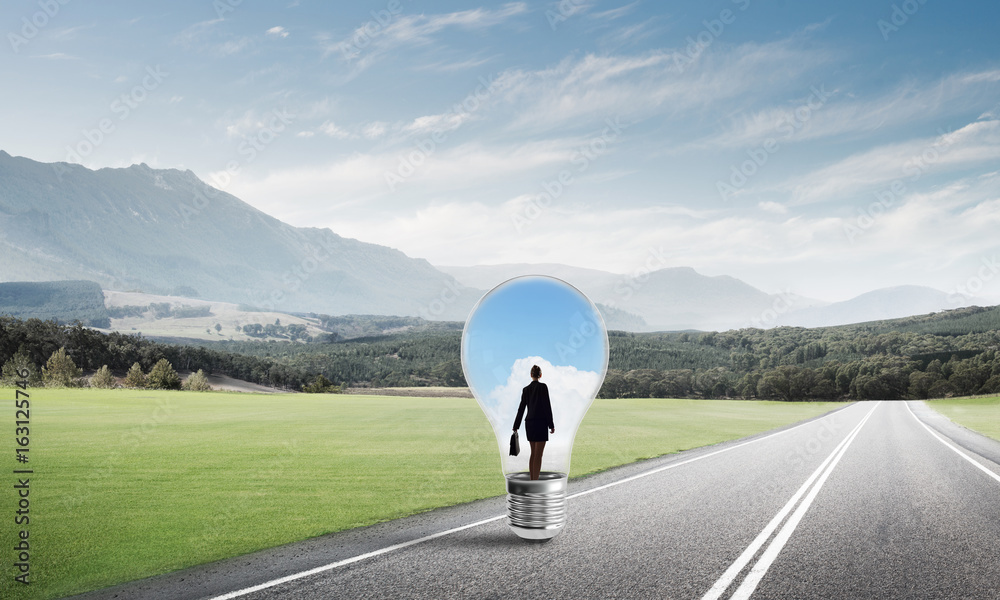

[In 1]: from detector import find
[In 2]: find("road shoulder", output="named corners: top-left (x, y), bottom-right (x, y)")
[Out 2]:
top-left (909, 400), bottom-right (1000, 469)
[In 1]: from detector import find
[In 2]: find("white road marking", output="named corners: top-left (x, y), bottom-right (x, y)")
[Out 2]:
top-left (568, 408), bottom-right (848, 500)
top-left (728, 401), bottom-right (879, 600)
top-left (701, 402), bottom-right (879, 600)
top-left (205, 406), bottom-right (852, 600)
top-left (905, 401), bottom-right (1000, 485)
top-left (206, 515), bottom-right (506, 600)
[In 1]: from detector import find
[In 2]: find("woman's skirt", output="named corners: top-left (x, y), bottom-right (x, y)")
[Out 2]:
top-left (525, 418), bottom-right (549, 442)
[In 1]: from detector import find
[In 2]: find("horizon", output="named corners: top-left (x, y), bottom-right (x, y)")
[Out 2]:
top-left (3, 1), bottom-right (999, 304)
top-left (2, 147), bottom-right (998, 309)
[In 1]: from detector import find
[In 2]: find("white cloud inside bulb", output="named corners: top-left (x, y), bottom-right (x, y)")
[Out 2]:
top-left (485, 356), bottom-right (602, 475)
top-left (486, 356), bottom-right (601, 425)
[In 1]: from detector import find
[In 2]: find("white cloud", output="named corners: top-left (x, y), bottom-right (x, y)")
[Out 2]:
top-left (229, 136), bottom-right (584, 207)
top-left (778, 119), bottom-right (1000, 205)
top-left (266, 26), bottom-right (289, 38)
top-left (590, 1), bottom-right (641, 21)
top-left (402, 111), bottom-right (472, 135)
top-left (362, 121), bottom-right (389, 139)
top-left (174, 18), bottom-right (223, 48)
top-left (48, 24), bottom-right (96, 40)
top-left (288, 168), bottom-right (1000, 303)
top-left (961, 69), bottom-right (1000, 84)
top-left (383, 2), bottom-right (528, 43)
top-left (496, 38), bottom-right (830, 132)
top-left (174, 18), bottom-right (251, 56)
top-left (223, 111), bottom-right (260, 138)
top-left (217, 37), bottom-right (251, 55)
top-left (601, 19), bottom-right (659, 47)
top-left (298, 98), bottom-right (337, 120)
top-left (697, 69), bottom-right (1000, 150)
top-left (325, 3), bottom-right (528, 74)
top-left (222, 110), bottom-right (293, 138)
top-left (319, 121), bottom-right (354, 139)
top-left (414, 56), bottom-right (494, 72)
top-left (295, 131), bottom-right (315, 138)
top-left (758, 201), bottom-right (788, 214)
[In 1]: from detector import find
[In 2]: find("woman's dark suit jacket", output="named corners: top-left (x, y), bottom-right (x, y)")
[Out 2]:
top-left (513, 380), bottom-right (554, 431)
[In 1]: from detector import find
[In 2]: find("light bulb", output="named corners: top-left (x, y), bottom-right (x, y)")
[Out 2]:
top-left (461, 275), bottom-right (609, 541)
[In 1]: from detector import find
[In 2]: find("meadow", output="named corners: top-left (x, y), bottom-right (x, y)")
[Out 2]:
top-left (927, 395), bottom-right (1000, 441)
top-left (4, 389), bottom-right (846, 599)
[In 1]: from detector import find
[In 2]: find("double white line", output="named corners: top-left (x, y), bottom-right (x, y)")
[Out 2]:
top-left (702, 401), bottom-right (881, 600)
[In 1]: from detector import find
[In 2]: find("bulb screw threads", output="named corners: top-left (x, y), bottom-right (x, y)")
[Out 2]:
top-left (505, 472), bottom-right (568, 541)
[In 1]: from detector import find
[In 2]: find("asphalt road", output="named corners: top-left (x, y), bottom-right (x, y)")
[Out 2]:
top-left (77, 401), bottom-right (1000, 600)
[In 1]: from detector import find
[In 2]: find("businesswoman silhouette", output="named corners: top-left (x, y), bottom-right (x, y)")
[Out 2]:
top-left (512, 364), bottom-right (555, 480)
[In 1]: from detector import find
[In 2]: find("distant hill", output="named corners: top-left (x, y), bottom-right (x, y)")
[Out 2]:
top-left (442, 263), bottom-right (810, 330)
top-left (0, 280), bottom-right (109, 327)
top-left (846, 303), bottom-right (1000, 336)
top-left (102, 289), bottom-right (464, 343)
top-left (440, 263), bottom-right (622, 294)
top-left (774, 286), bottom-right (957, 328)
top-left (0, 151), bottom-right (475, 319)
top-left (441, 264), bottom-right (967, 331)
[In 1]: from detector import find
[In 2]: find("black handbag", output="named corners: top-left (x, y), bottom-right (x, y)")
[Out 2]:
top-left (509, 431), bottom-right (520, 456)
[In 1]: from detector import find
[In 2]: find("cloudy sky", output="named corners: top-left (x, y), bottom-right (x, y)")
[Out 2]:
top-left (463, 275), bottom-right (606, 397)
top-left (3, 0), bottom-right (1000, 302)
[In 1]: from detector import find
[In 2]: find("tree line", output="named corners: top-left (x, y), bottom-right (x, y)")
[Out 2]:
top-left (217, 331), bottom-right (464, 388)
top-left (0, 316), bottom-right (314, 390)
top-left (598, 307), bottom-right (1000, 400)
top-left (107, 302), bottom-right (213, 319)
top-left (219, 305), bottom-right (1000, 400)
top-left (4, 303), bottom-right (1000, 399)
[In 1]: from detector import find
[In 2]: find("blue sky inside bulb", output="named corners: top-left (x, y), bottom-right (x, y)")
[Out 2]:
top-left (462, 276), bottom-right (609, 475)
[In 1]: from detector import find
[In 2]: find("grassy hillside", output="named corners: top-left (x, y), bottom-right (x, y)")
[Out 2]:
top-left (104, 290), bottom-right (466, 343)
top-left (103, 290), bottom-right (330, 342)
top-left (2, 388), bottom-right (840, 599)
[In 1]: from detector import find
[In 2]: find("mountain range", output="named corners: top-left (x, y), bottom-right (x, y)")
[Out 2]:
top-left (0, 151), bottom-right (978, 332)
top-left (438, 264), bottom-right (971, 331)
top-left (0, 150), bottom-right (475, 320)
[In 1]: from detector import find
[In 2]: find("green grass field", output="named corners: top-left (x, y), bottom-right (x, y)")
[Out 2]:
top-left (2, 388), bottom-right (842, 599)
top-left (926, 396), bottom-right (1000, 441)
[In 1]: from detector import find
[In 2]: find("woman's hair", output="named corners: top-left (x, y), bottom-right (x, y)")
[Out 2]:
top-left (530, 365), bottom-right (542, 378)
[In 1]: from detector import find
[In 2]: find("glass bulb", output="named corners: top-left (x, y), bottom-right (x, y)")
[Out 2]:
top-left (461, 275), bottom-right (609, 541)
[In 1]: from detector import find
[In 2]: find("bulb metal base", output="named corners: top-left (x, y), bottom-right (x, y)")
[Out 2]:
top-left (505, 471), bottom-right (567, 541)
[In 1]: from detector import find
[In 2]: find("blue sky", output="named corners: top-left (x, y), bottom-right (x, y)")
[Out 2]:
top-left (462, 275), bottom-right (607, 395)
top-left (3, 0), bottom-right (1000, 301)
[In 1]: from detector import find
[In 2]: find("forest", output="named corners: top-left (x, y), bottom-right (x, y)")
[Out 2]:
top-left (0, 280), bottom-right (110, 327)
top-left (216, 305), bottom-right (1000, 400)
top-left (3, 304), bottom-right (1000, 400)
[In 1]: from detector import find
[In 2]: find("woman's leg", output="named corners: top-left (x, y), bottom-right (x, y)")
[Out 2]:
top-left (529, 441), bottom-right (546, 480)
top-left (535, 441), bottom-right (545, 478)
top-left (529, 442), bottom-right (537, 480)
top-left (528, 442), bottom-right (536, 479)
